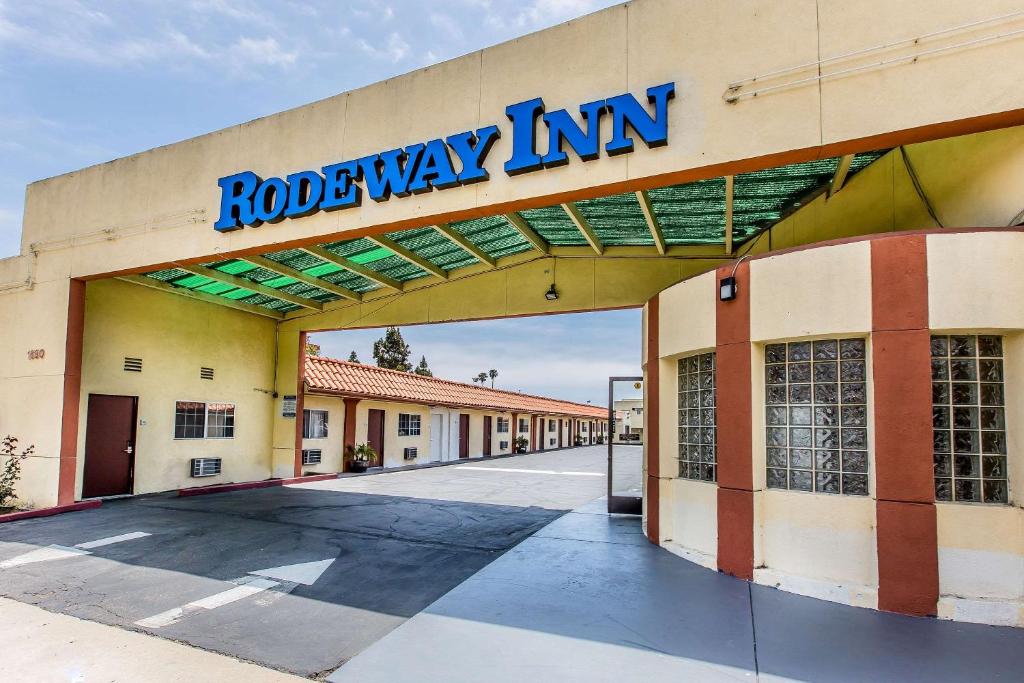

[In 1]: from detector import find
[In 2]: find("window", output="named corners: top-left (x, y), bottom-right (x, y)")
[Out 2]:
top-left (548, 420), bottom-right (556, 432)
top-left (206, 403), bottom-right (235, 439)
top-left (519, 418), bottom-right (529, 432)
top-left (931, 335), bottom-right (1007, 504)
top-left (175, 401), bottom-right (235, 439)
top-left (497, 417), bottom-right (510, 433)
top-left (303, 409), bottom-right (329, 439)
top-left (398, 413), bottom-right (421, 436)
top-left (678, 352), bottom-right (716, 481)
top-left (765, 339), bottom-right (868, 495)
top-left (634, 407), bottom-right (643, 415)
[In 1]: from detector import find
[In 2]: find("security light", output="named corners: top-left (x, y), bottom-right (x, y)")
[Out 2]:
top-left (720, 276), bottom-right (737, 301)
top-left (545, 284), bottom-right (559, 301)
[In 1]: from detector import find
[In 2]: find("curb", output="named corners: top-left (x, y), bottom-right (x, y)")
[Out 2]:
top-left (177, 473), bottom-right (340, 497)
top-left (0, 499), bottom-right (102, 524)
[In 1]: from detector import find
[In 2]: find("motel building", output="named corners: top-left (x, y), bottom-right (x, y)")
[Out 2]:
top-left (1, 0), bottom-right (1024, 631)
top-left (613, 398), bottom-right (644, 443)
top-left (301, 356), bottom-right (608, 472)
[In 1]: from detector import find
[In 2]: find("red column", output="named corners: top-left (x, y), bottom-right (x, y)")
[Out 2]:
top-left (511, 412), bottom-right (519, 453)
top-left (716, 261), bottom-right (754, 580)
top-left (58, 279), bottom-right (86, 505)
top-left (342, 397), bottom-right (360, 472)
top-left (645, 294), bottom-right (661, 544)
top-left (292, 331), bottom-right (308, 478)
top-left (871, 235), bottom-right (938, 616)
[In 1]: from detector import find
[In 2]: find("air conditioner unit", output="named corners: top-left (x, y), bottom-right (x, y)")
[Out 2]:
top-left (499, 441), bottom-right (509, 450)
top-left (190, 457), bottom-right (222, 477)
top-left (403, 447), bottom-right (418, 460)
top-left (302, 449), bottom-right (322, 465)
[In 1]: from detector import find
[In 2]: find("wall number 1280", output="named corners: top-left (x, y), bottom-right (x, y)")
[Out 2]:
top-left (27, 348), bottom-right (45, 360)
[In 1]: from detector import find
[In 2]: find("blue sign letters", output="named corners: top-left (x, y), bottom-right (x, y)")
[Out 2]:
top-left (214, 82), bottom-right (675, 232)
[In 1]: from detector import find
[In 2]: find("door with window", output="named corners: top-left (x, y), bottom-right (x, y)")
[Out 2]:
top-left (367, 409), bottom-right (385, 466)
top-left (458, 414), bottom-right (470, 458)
top-left (483, 416), bottom-right (493, 456)
top-left (82, 394), bottom-right (138, 498)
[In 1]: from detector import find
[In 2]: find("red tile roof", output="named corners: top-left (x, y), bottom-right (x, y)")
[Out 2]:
top-left (305, 357), bottom-right (607, 419)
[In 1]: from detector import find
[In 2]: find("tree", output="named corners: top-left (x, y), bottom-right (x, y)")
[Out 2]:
top-left (473, 372), bottom-right (488, 385)
top-left (373, 327), bottom-right (412, 371)
top-left (414, 355), bottom-right (433, 377)
top-left (488, 368), bottom-right (498, 388)
top-left (305, 342), bottom-right (321, 357)
top-left (348, 350), bottom-right (360, 363)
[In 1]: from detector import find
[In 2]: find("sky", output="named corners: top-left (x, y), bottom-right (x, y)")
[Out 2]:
top-left (0, 0), bottom-right (634, 406)
top-left (310, 309), bottom-right (643, 407)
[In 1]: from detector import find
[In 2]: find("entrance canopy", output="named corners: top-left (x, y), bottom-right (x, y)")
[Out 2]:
top-left (131, 151), bottom-right (885, 318)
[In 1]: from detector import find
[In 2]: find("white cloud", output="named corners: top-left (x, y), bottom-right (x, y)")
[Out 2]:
top-left (357, 31), bottom-right (410, 63)
top-left (231, 36), bottom-right (297, 68)
top-left (429, 13), bottom-right (464, 41)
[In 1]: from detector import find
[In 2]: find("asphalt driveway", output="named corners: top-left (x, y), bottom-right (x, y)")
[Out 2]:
top-left (0, 447), bottom-right (612, 677)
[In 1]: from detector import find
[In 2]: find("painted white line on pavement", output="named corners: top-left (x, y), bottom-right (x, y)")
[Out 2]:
top-left (136, 579), bottom-right (281, 629)
top-left (75, 531), bottom-right (151, 549)
top-left (456, 466), bottom-right (603, 477)
top-left (0, 531), bottom-right (151, 569)
top-left (134, 559), bottom-right (336, 629)
top-left (0, 545), bottom-right (88, 569)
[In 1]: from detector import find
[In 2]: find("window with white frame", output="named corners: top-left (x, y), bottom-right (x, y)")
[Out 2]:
top-left (764, 339), bottom-right (868, 495)
top-left (678, 352), bottom-right (716, 482)
top-left (518, 418), bottom-right (529, 432)
top-left (398, 413), bottom-right (421, 436)
top-left (175, 401), bottom-right (235, 439)
top-left (931, 335), bottom-right (1008, 504)
top-left (302, 409), bottom-right (328, 439)
top-left (496, 417), bottom-right (510, 433)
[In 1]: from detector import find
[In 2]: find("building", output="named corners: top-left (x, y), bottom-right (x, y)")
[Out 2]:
top-left (0, 0), bottom-right (1022, 628)
top-left (613, 398), bottom-right (644, 442)
top-left (301, 356), bottom-right (608, 472)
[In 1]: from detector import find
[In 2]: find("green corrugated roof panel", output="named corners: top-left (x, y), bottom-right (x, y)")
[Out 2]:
top-left (649, 177), bottom-right (727, 244)
top-left (519, 206), bottom-right (586, 246)
top-left (575, 193), bottom-right (652, 246)
top-left (206, 259), bottom-right (341, 302)
top-left (389, 227), bottom-right (478, 270)
top-left (264, 249), bottom-right (381, 293)
top-left (450, 215), bottom-right (534, 260)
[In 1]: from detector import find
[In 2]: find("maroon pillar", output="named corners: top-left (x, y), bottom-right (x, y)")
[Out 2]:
top-left (646, 294), bottom-right (661, 544)
top-left (716, 261), bottom-right (754, 580)
top-left (871, 235), bottom-right (938, 616)
top-left (293, 331), bottom-right (307, 478)
top-left (58, 279), bottom-right (86, 505)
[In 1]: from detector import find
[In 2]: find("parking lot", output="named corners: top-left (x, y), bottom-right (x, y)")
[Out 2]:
top-left (0, 446), bottom-right (621, 678)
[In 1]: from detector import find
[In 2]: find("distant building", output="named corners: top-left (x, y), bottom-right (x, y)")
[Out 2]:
top-left (613, 399), bottom-right (644, 443)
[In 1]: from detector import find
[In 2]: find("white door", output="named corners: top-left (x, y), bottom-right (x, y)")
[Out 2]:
top-left (429, 414), bottom-right (444, 462)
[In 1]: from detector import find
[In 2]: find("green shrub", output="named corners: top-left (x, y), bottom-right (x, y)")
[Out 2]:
top-left (0, 436), bottom-right (34, 509)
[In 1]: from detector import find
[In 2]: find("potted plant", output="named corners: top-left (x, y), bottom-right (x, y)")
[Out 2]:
top-left (346, 442), bottom-right (379, 473)
top-left (514, 435), bottom-right (529, 454)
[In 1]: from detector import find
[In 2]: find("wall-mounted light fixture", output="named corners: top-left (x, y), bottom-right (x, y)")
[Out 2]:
top-left (545, 283), bottom-right (559, 301)
top-left (719, 276), bottom-right (737, 301)
top-left (720, 254), bottom-right (750, 302)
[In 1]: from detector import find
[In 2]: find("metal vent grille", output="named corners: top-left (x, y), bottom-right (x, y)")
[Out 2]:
top-left (499, 441), bottom-right (509, 450)
top-left (190, 457), bottom-right (222, 477)
top-left (123, 357), bottom-right (142, 372)
top-left (302, 449), bottom-right (322, 465)
top-left (403, 447), bottom-right (418, 460)
top-left (200, 367), bottom-right (214, 380)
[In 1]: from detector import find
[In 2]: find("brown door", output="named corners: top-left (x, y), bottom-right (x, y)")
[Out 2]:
top-left (558, 419), bottom-right (564, 448)
top-left (82, 394), bottom-right (137, 498)
top-left (367, 409), bottom-right (385, 466)
top-left (483, 416), bottom-right (492, 456)
top-left (459, 414), bottom-right (470, 458)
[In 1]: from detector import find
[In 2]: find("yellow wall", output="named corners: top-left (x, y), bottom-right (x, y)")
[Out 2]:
top-left (78, 279), bottom-right (278, 496)
top-left (299, 395), bottom-right (346, 474)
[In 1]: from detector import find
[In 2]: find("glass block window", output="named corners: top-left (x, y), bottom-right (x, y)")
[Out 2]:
top-left (765, 339), bottom-right (869, 495)
top-left (931, 335), bottom-right (1008, 504)
top-left (677, 352), bottom-right (716, 481)
top-left (397, 413), bottom-right (421, 436)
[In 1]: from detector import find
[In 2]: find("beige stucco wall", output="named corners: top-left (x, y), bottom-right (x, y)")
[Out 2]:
top-left (78, 279), bottom-right (277, 496)
top-left (353, 400), bottom-right (432, 469)
top-left (655, 230), bottom-right (1024, 625)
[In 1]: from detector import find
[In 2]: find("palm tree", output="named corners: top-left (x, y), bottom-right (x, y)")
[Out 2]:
top-left (488, 369), bottom-right (498, 388)
top-left (473, 372), bottom-right (488, 385)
